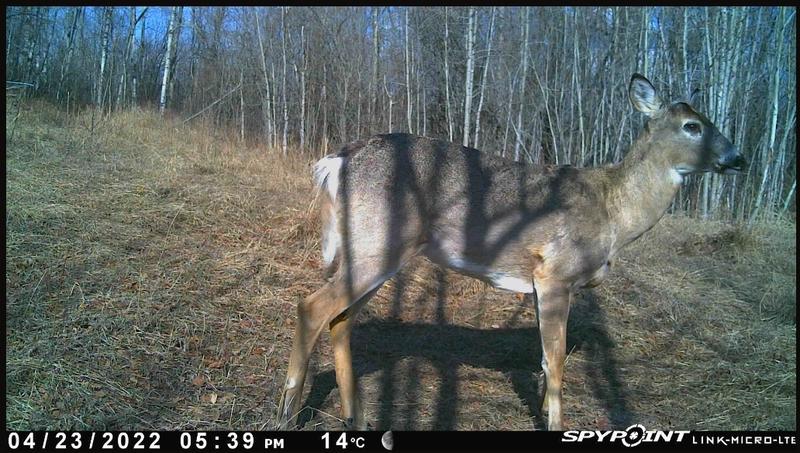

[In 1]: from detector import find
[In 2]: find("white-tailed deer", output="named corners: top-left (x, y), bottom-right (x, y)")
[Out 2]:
top-left (276, 74), bottom-right (745, 430)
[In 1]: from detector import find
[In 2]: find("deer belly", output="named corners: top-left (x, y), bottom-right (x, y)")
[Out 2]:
top-left (446, 257), bottom-right (534, 294)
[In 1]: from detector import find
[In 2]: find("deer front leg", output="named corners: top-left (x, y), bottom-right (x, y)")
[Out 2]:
top-left (534, 280), bottom-right (571, 431)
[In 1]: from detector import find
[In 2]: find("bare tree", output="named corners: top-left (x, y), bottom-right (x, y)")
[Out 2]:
top-left (474, 7), bottom-right (495, 148)
top-left (281, 7), bottom-right (288, 154)
top-left (384, 75), bottom-right (394, 133)
top-left (255, 9), bottom-right (274, 148)
top-left (405, 8), bottom-right (413, 134)
top-left (57, 7), bottom-right (82, 102)
top-left (370, 7), bottom-right (379, 135)
top-left (443, 7), bottom-right (454, 141)
top-left (116, 7), bottom-right (147, 109)
top-left (96, 7), bottom-right (112, 108)
top-left (462, 7), bottom-right (476, 146)
top-left (159, 7), bottom-right (180, 115)
top-left (132, 7), bottom-right (145, 105)
top-left (513, 7), bottom-right (530, 161)
top-left (300, 25), bottom-right (307, 149)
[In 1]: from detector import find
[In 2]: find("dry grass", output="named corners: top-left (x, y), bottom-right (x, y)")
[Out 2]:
top-left (6, 100), bottom-right (796, 431)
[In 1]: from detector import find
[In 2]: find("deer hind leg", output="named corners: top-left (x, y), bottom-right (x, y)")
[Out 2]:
top-left (277, 254), bottom-right (411, 430)
top-left (327, 246), bottom-right (421, 429)
top-left (534, 279), bottom-right (571, 431)
top-left (277, 283), bottom-right (344, 429)
top-left (329, 286), bottom-right (379, 430)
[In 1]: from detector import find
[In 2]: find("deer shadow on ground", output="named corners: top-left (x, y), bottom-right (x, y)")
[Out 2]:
top-left (299, 283), bottom-right (633, 430)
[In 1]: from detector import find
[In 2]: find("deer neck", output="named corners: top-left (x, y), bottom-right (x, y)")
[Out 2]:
top-left (607, 132), bottom-right (683, 252)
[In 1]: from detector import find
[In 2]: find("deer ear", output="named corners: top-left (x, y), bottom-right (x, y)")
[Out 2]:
top-left (629, 73), bottom-right (663, 117)
top-left (689, 87), bottom-right (701, 106)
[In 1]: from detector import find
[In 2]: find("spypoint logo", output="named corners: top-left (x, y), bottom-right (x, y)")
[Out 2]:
top-left (562, 424), bottom-right (689, 447)
top-left (619, 424), bottom-right (647, 447)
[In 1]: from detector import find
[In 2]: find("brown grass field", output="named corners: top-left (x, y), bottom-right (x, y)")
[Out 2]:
top-left (5, 100), bottom-right (796, 431)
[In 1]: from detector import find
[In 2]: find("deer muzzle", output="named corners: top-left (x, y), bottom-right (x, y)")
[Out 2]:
top-left (714, 146), bottom-right (747, 175)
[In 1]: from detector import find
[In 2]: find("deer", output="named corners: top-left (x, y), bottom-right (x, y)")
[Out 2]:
top-left (275, 74), bottom-right (746, 431)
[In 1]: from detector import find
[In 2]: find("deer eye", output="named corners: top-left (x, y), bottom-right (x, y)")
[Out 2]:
top-left (683, 122), bottom-right (701, 135)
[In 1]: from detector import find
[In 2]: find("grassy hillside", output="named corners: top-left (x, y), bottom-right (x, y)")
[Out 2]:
top-left (6, 101), bottom-right (796, 430)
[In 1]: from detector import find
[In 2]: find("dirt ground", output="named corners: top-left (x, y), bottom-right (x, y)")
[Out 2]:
top-left (6, 101), bottom-right (796, 431)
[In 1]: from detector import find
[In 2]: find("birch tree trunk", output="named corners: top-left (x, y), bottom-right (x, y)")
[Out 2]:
top-left (96, 7), bottom-right (112, 108)
top-left (255, 10), bottom-right (274, 149)
top-left (781, 179), bottom-right (796, 215)
top-left (281, 7), bottom-right (289, 155)
top-left (641, 8), bottom-right (649, 76)
top-left (322, 65), bottom-right (328, 155)
top-left (405, 8), bottom-right (413, 134)
top-left (422, 82), bottom-right (427, 136)
top-left (444, 7), bottom-right (454, 141)
top-left (371, 7), bottom-right (379, 134)
top-left (683, 9), bottom-right (690, 97)
top-left (462, 7), bottom-right (476, 146)
top-left (159, 7), bottom-right (179, 115)
top-left (384, 75), bottom-right (394, 133)
top-left (573, 9), bottom-right (585, 166)
top-left (167, 7), bottom-right (183, 108)
top-left (514, 8), bottom-right (530, 162)
top-left (116, 7), bottom-right (139, 109)
top-left (240, 70), bottom-right (245, 143)
top-left (474, 7), bottom-right (495, 148)
top-left (300, 25), bottom-right (306, 149)
top-left (415, 49), bottom-right (420, 134)
top-left (271, 60), bottom-right (278, 147)
top-left (502, 68), bottom-right (516, 157)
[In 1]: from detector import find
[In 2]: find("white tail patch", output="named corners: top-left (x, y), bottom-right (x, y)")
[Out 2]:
top-left (320, 216), bottom-right (339, 269)
top-left (313, 155), bottom-right (345, 269)
top-left (313, 155), bottom-right (345, 203)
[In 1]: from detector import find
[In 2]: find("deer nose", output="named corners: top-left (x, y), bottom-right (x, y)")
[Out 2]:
top-left (718, 147), bottom-right (746, 174)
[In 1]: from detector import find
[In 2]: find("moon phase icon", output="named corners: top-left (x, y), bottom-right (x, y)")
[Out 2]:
top-left (381, 431), bottom-right (394, 450)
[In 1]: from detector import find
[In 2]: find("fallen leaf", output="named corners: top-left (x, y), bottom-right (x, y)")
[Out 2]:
top-left (201, 392), bottom-right (218, 404)
top-left (191, 375), bottom-right (205, 386)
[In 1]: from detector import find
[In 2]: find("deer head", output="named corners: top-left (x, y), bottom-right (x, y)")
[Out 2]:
top-left (629, 73), bottom-right (746, 176)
